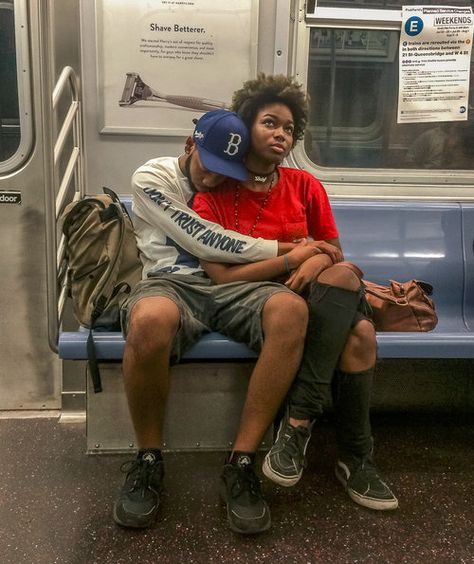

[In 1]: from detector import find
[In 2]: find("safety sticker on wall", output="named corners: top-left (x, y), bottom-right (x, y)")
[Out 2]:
top-left (0, 191), bottom-right (21, 205)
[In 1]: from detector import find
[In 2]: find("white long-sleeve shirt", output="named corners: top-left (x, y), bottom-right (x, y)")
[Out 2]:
top-left (132, 157), bottom-right (278, 278)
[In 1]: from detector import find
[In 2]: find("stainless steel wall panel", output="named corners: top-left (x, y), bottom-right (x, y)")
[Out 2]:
top-left (86, 363), bottom-right (273, 453)
top-left (0, 0), bottom-right (81, 409)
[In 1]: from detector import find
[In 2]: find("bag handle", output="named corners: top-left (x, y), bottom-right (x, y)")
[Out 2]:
top-left (363, 280), bottom-right (409, 306)
top-left (103, 186), bottom-right (134, 223)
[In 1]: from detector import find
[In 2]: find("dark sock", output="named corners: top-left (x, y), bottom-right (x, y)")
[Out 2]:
top-left (228, 451), bottom-right (256, 467)
top-left (138, 448), bottom-right (163, 464)
top-left (332, 368), bottom-right (374, 460)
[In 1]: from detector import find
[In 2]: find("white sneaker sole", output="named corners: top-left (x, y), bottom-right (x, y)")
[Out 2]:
top-left (335, 464), bottom-right (399, 511)
top-left (262, 454), bottom-right (302, 487)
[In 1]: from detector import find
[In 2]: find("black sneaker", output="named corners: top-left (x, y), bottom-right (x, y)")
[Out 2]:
top-left (113, 452), bottom-right (164, 528)
top-left (220, 457), bottom-right (271, 534)
top-left (335, 456), bottom-right (398, 510)
top-left (262, 410), bottom-right (312, 487)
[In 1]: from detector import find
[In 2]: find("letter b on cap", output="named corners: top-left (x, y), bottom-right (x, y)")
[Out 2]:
top-left (223, 133), bottom-right (242, 156)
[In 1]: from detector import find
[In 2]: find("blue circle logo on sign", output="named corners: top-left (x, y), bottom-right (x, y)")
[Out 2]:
top-left (405, 16), bottom-right (424, 36)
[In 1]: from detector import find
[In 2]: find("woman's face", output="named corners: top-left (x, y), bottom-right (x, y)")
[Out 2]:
top-left (250, 102), bottom-right (294, 166)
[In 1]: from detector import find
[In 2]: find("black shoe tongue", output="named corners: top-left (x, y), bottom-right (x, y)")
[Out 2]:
top-left (235, 454), bottom-right (253, 468)
top-left (142, 452), bottom-right (157, 465)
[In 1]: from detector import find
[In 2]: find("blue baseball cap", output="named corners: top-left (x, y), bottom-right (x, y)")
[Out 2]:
top-left (193, 109), bottom-right (249, 181)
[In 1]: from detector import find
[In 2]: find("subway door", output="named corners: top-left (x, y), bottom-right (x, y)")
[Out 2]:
top-left (0, 0), bottom-right (81, 410)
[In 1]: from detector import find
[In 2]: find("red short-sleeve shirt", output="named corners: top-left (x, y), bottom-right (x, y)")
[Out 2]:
top-left (192, 166), bottom-right (338, 243)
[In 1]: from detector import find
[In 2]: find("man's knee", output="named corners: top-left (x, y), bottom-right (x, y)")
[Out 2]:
top-left (126, 297), bottom-right (180, 358)
top-left (317, 261), bottom-right (362, 292)
top-left (262, 292), bottom-right (308, 340)
top-left (341, 319), bottom-right (377, 368)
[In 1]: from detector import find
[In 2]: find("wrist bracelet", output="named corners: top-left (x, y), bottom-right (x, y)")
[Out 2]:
top-left (283, 254), bottom-right (291, 274)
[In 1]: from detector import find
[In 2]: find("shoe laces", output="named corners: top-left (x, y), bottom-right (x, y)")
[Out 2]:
top-left (352, 456), bottom-right (380, 480)
top-left (227, 464), bottom-right (262, 501)
top-left (120, 459), bottom-right (160, 497)
top-left (279, 424), bottom-right (309, 465)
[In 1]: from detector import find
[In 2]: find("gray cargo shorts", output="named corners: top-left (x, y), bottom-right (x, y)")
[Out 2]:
top-left (121, 273), bottom-right (294, 361)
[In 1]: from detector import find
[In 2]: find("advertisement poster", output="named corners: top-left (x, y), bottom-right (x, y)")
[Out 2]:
top-left (398, 5), bottom-right (474, 124)
top-left (97, 0), bottom-right (258, 135)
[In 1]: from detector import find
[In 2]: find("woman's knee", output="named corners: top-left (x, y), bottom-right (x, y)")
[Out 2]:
top-left (340, 319), bottom-right (377, 369)
top-left (262, 292), bottom-right (308, 339)
top-left (126, 297), bottom-right (180, 357)
top-left (317, 261), bottom-right (362, 292)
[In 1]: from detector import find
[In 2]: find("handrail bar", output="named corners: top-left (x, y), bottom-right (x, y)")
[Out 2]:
top-left (56, 191), bottom-right (81, 269)
top-left (58, 285), bottom-right (68, 324)
top-left (45, 64), bottom-right (84, 352)
top-left (55, 147), bottom-right (79, 217)
top-left (53, 66), bottom-right (79, 109)
top-left (54, 102), bottom-right (78, 166)
top-left (57, 236), bottom-right (66, 270)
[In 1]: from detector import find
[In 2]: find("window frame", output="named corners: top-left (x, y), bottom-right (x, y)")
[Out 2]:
top-left (0, 0), bottom-right (33, 174)
top-left (287, 0), bottom-right (474, 200)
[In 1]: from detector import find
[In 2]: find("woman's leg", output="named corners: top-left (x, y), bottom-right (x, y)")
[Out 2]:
top-left (332, 319), bottom-right (376, 459)
top-left (288, 262), bottom-right (365, 422)
top-left (333, 320), bottom-right (398, 510)
top-left (263, 263), bottom-right (364, 486)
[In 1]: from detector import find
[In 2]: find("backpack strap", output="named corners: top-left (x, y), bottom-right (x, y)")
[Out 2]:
top-left (87, 204), bottom-right (127, 393)
top-left (87, 295), bottom-right (108, 393)
top-left (99, 204), bottom-right (120, 222)
top-left (103, 185), bottom-right (134, 222)
top-left (87, 326), bottom-right (102, 393)
top-left (103, 185), bottom-right (121, 203)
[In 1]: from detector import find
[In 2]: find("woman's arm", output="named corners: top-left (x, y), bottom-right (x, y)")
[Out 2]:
top-left (305, 237), bottom-right (344, 262)
top-left (285, 254), bottom-right (333, 293)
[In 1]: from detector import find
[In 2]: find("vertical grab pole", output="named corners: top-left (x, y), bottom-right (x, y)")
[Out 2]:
top-left (39, 0), bottom-right (59, 353)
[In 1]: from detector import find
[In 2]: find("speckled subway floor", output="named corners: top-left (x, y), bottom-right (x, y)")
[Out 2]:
top-left (0, 413), bottom-right (473, 564)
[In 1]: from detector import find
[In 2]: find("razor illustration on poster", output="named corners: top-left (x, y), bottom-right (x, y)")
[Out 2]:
top-left (119, 72), bottom-right (228, 111)
top-left (97, 0), bottom-right (258, 136)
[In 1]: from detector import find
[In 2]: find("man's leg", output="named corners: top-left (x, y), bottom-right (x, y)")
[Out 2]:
top-left (233, 291), bottom-right (309, 451)
top-left (113, 274), bottom-right (210, 529)
top-left (113, 296), bottom-right (180, 528)
top-left (263, 263), bottom-right (363, 487)
top-left (123, 296), bottom-right (180, 448)
top-left (333, 319), bottom-right (399, 510)
top-left (216, 286), bottom-right (308, 534)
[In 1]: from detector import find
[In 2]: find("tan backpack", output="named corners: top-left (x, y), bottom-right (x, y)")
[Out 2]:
top-left (61, 187), bottom-right (142, 391)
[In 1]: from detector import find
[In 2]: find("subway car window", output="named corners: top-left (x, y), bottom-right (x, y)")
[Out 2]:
top-left (0, 1), bottom-right (20, 162)
top-left (317, 1), bottom-right (474, 8)
top-left (0, 0), bottom-right (32, 172)
top-left (305, 27), bottom-right (474, 170)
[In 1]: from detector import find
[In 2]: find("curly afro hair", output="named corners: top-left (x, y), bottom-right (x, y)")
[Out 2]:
top-left (231, 73), bottom-right (308, 146)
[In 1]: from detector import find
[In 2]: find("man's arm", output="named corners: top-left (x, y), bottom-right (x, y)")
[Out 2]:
top-left (199, 238), bottom-right (343, 285)
top-left (200, 237), bottom-right (343, 290)
top-left (199, 244), bottom-right (331, 284)
top-left (133, 166), bottom-right (279, 263)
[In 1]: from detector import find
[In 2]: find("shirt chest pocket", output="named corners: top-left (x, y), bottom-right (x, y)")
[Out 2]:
top-left (282, 220), bottom-right (308, 242)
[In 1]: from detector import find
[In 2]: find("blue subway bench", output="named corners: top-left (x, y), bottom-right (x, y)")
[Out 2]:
top-left (59, 199), bottom-right (474, 362)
